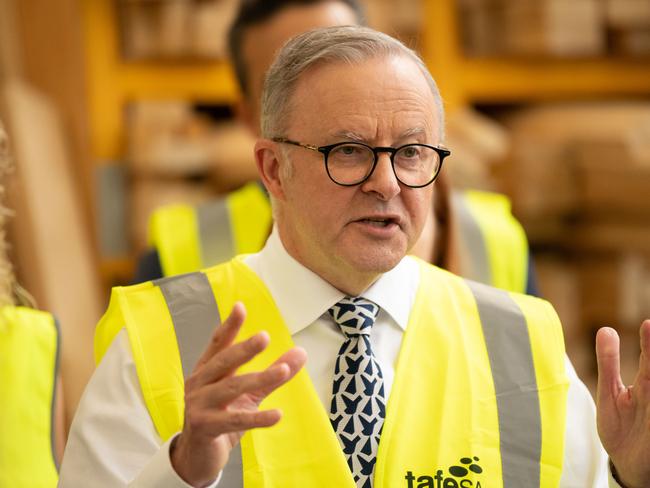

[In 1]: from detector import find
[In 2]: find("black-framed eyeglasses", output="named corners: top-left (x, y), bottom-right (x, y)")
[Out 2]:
top-left (272, 138), bottom-right (450, 188)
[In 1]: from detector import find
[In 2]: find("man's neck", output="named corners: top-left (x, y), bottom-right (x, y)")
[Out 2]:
top-left (275, 227), bottom-right (381, 297)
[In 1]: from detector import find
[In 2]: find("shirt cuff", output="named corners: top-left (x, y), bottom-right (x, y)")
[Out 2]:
top-left (128, 434), bottom-right (221, 488)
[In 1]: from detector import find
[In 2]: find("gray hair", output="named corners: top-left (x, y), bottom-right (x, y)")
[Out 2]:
top-left (260, 25), bottom-right (445, 139)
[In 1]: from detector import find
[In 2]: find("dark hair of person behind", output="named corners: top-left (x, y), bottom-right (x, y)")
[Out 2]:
top-left (228, 0), bottom-right (365, 97)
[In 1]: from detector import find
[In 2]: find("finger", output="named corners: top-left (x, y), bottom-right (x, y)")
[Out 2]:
top-left (190, 331), bottom-right (270, 389)
top-left (187, 406), bottom-right (282, 438)
top-left (194, 302), bottom-right (246, 370)
top-left (251, 347), bottom-right (308, 401)
top-left (199, 363), bottom-right (291, 408)
top-left (596, 327), bottom-right (625, 405)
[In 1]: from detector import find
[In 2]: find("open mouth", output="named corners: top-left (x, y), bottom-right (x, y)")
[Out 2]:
top-left (358, 217), bottom-right (397, 228)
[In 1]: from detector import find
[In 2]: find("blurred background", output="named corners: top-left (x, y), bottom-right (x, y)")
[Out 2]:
top-left (0, 0), bottom-right (649, 428)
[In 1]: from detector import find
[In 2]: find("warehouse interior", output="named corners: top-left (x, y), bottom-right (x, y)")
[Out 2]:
top-left (1, 0), bottom-right (649, 439)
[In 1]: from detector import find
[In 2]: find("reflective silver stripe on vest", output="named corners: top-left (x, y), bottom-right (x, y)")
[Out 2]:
top-left (453, 192), bottom-right (492, 286)
top-left (156, 272), bottom-right (243, 486)
top-left (466, 280), bottom-right (541, 488)
top-left (197, 198), bottom-right (235, 268)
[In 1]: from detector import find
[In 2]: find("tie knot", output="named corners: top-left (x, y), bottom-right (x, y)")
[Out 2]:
top-left (328, 296), bottom-right (379, 337)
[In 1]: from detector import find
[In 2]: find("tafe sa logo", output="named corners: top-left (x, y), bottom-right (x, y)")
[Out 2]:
top-left (405, 456), bottom-right (483, 488)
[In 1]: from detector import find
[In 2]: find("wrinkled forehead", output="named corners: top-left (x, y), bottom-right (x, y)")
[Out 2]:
top-left (287, 55), bottom-right (439, 136)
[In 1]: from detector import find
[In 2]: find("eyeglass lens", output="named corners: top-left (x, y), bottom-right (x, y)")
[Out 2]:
top-left (326, 143), bottom-right (441, 186)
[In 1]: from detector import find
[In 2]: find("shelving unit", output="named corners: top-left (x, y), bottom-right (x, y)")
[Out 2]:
top-left (81, 0), bottom-right (650, 287)
top-left (423, 0), bottom-right (650, 108)
top-left (81, 0), bottom-right (237, 162)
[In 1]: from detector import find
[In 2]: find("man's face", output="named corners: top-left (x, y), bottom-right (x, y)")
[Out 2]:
top-left (273, 55), bottom-right (440, 292)
top-left (239, 2), bottom-right (358, 135)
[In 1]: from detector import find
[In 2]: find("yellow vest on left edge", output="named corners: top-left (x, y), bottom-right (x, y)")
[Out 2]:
top-left (95, 257), bottom-right (568, 488)
top-left (0, 306), bottom-right (59, 488)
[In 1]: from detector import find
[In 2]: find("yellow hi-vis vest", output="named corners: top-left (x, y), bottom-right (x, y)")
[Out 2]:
top-left (148, 184), bottom-right (528, 293)
top-left (453, 191), bottom-right (529, 294)
top-left (0, 306), bottom-right (59, 487)
top-left (95, 257), bottom-right (568, 488)
top-left (148, 181), bottom-right (273, 277)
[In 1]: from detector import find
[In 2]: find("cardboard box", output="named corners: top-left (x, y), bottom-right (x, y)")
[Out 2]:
top-left (573, 141), bottom-right (650, 216)
top-left (577, 252), bottom-right (650, 331)
top-left (130, 175), bottom-right (216, 252)
top-left (127, 101), bottom-right (218, 176)
top-left (501, 0), bottom-right (605, 57)
top-left (127, 101), bottom-right (257, 190)
top-left (533, 253), bottom-right (581, 344)
top-left (606, 0), bottom-right (650, 29)
top-left (444, 108), bottom-right (510, 190)
top-left (362, 0), bottom-right (422, 39)
top-left (500, 102), bottom-right (650, 221)
top-left (611, 28), bottom-right (650, 56)
top-left (458, 2), bottom-right (504, 56)
top-left (566, 217), bottom-right (650, 254)
top-left (191, 0), bottom-right (238, 59)
top-left (119, 0), bottom-right (235, 59)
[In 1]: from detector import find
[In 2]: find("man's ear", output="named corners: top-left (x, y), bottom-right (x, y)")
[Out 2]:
top-left (255, 139), bottom-right (285, 200)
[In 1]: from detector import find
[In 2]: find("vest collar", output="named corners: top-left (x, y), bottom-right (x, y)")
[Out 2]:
top-left (244, 228), bottom-right (419, 336)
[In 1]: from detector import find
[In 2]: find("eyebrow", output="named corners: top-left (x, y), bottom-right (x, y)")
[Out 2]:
top-left (331, 130), bottom-right (367, 142)
top-left (399, 127), bottom-right (427, 139)
top-left (330, 127), bottom-right (428, 144)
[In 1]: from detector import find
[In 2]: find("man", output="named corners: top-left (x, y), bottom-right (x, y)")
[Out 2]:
top-left (60, 27), bottom-right (649, 487)
top-left (139, 0), bottom-right (532, 297)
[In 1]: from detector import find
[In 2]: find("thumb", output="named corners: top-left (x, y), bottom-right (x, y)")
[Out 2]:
top-left (595, 327), bottom-right (624, 408)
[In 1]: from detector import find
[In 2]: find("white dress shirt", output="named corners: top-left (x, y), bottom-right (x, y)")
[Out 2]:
top-left (59, 229), bottom-right (618, 487)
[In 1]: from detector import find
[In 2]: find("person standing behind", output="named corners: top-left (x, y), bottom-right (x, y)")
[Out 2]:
top-left (138, 0), bottom-right (532, 297)
top-left (0, 119), bottom-right (64, 487)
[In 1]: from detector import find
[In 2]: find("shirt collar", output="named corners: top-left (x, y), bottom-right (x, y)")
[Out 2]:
top-left (245, 227), bottom-right (420, 335)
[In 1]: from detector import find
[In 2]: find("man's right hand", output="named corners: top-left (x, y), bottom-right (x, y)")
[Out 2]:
top-left (170, 302), bottom-right (307, 487)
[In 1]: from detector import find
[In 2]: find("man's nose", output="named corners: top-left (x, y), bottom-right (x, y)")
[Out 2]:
top-left (360, 153), bottom-right (401, 200)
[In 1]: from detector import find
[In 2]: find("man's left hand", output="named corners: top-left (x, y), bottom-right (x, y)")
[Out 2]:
top-left (596, 319), bottom-right (650, 488)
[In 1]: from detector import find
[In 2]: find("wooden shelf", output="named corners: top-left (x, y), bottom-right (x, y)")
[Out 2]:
top-left (117, 61), bottom-right (237, 101)
top-left (461, 57), bottom-right (650, 103)
top-left (422, 0), bottom-right (650, 109)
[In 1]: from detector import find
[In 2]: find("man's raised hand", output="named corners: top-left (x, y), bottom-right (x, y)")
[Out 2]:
top-left (596, 320), bottom-right (650, 488)
top-left (171, 302), bottom-right (307, 487)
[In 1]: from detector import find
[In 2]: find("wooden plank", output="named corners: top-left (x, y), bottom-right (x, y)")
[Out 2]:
top-left (1, 80), bottom-right (103, 429)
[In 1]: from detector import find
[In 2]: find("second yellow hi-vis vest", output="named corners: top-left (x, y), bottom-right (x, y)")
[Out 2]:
top-left (453, 191), bottom-right (528, 294)
top-left (96, 257), bottom-right (568, 488)
top-left (148, 184), bottom-right (528, 293)
top-left (0, 306), bottom-right (60, 488)
top-left (148, 181), bottom-right (273, 277)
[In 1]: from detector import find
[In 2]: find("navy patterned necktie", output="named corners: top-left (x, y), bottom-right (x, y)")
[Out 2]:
top-left (328, 296), bottom-right (385, 488)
